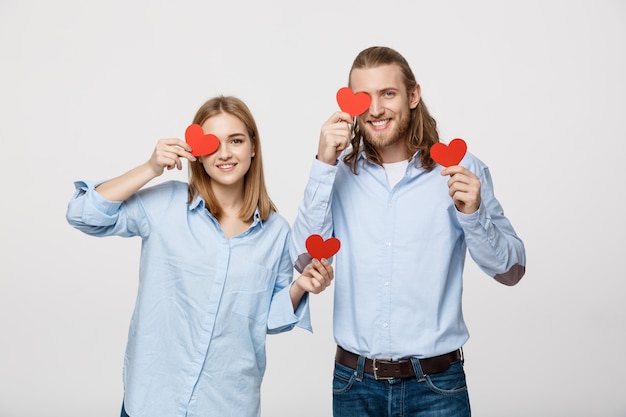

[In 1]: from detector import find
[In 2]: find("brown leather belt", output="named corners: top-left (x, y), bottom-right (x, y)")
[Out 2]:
top-left (335, 345), bottom-right (462, 380)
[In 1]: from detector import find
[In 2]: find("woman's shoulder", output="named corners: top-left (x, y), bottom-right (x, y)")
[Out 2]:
top-left (135, 180), bottom-right (189, 204)
top-left (148, 180), bottom-right (188, 190)
top-left (139, 180), bottom-right (188, 194)
top-left (264, 210), bottom-right (291, 232)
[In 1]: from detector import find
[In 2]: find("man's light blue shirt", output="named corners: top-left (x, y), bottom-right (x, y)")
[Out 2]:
top-left (290, 150), bottom-right (525, 360)
top-left (67, 180), bottom-right (310, 417)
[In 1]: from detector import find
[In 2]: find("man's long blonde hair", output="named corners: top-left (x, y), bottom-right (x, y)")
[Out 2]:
top-left (343, 46), bottom-right (441, 174)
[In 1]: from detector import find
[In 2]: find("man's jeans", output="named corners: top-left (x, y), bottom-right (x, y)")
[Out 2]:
top-left (333, 355), bottom-right (471, 417)
top-left (120, 402), bottom-right (129, 417)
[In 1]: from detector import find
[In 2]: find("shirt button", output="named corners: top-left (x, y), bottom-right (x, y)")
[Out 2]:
top-left (384, 281), bottom-right (389, 286)
top-left (382, 322), bottom-right (389, 328)
top-left (385, 241), bottom-right (391, 247)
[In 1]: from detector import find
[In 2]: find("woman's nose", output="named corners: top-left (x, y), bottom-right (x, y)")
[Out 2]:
top-left (216, 142), bottom-right (231, 158)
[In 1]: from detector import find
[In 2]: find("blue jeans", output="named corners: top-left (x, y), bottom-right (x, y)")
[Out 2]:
top-left (120, 402), bottom-right (129, 417)
top-left (333, 354), bottom-right (471, 417)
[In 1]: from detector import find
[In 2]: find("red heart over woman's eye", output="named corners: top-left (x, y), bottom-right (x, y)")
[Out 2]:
top-left (185, 124), bottom-right (220, 157)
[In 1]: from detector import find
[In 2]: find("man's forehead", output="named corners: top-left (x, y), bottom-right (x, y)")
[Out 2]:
top-left (349, 64), bottom-right (404, 92)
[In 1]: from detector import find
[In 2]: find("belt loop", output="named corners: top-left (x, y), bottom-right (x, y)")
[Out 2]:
top-left (409, 357), bottom-right (426, 382)
top-left (355, 354), bottom-right (365, 381)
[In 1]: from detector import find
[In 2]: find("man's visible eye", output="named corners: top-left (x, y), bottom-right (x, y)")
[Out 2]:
top-left (384, 91), bottom-right (396, 98)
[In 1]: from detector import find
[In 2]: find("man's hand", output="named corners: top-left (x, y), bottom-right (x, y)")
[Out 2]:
top-left (316, 111), bottom-right (353, 165)
top-left (441, 166), bottom-right (481, 214)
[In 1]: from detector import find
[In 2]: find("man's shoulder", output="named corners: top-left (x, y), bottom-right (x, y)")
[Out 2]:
top-left (459, 151), bottom-right (488, 174)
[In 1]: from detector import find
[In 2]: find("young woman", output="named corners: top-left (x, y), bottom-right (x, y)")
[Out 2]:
top-left (66, 96), bottom-right (333, 417)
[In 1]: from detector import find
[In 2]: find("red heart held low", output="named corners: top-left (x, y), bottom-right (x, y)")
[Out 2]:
top-left (185, 124), bottom-right (220, 157)
top-left (306, 234), bottom-right (341, 260)
top-left (336, 87), bottom-right (371, 117)
top-left (430, 138), bottom-right (467, 167)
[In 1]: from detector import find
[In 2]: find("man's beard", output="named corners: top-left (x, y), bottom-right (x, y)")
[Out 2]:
top-left (359, 113), bottom-right (410, 149)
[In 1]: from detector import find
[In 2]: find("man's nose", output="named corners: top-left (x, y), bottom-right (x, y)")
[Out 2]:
top-left (369, 97), bottom-right (384, 117)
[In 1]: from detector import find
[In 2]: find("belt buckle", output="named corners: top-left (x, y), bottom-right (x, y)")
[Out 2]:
top-left (372, 358), bottom-right (394, 380)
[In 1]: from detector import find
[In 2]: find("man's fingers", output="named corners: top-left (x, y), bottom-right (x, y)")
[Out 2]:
top-left (325, 111), bottom-right (353, 126)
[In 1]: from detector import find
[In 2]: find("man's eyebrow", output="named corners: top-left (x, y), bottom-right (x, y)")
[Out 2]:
top-left (355, 86), bottom-right (399, 94)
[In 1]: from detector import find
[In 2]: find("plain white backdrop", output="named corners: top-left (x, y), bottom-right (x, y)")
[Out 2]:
top-left (1, 1), bottom-right (625, 416)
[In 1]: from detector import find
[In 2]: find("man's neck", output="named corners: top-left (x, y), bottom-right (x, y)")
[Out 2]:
top-left (377, 141), bottom-right (410, 163)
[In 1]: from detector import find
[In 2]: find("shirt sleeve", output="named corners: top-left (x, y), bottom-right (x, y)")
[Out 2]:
top-left (456, 161), bottom-right (527, 285)
top-left (289, 159), bottom-right (338, 273)
top-left (267, 229), bottom-right (312, 333)
top-left (65, 180), bottom-right (149, 238)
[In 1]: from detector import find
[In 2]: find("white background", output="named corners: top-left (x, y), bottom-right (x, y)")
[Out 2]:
top-left (1, 1), bottom-right (625, 416)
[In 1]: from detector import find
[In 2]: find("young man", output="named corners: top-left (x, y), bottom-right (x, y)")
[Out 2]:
top-left (290, 46), bottom-right (526, 416)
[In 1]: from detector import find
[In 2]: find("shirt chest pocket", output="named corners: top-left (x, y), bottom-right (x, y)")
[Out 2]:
top-left (228, 261), bottom-right (275, 323)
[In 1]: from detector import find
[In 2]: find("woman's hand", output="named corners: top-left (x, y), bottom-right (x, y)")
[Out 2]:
top-left (295, 258), bottom-right (334, 294)
top-left (148, 138), bottom-right (197, 176)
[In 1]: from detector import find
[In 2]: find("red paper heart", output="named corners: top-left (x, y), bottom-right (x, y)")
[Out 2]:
top-left (306, 234), bottom-right (341, 260)
top-left (185, 124), bottom-right (220, 156)
top-left (430, 138), bottom-right (467, 167)
top-left (336, 87), bottom-right (371, 117)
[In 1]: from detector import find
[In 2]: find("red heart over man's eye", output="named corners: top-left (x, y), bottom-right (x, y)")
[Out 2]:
top-left (336, 87), bottom-right (371, 117)
top-left (185, 124), bottom-right (220, 157)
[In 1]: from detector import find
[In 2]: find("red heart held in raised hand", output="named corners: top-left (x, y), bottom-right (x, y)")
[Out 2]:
top-left (430, 138), bottom-right (467, 167)
top-left (306, 234), bottom-right (341, 260)
top-left (185, 124), bottom-right (220, 157)
top-left (336, 87), bottom-right (371, 117)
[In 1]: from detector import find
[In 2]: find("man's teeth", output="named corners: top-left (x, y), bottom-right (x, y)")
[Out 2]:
top-left (372, 120), bottom-right (389, 127)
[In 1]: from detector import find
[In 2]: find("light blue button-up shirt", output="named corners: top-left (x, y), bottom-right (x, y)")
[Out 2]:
top-left (290, 150), bottom-right (525, 360)
top-left (66, 180), bottom-right (310, 417)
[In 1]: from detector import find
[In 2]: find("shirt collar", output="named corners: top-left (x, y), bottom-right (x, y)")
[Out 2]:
top-left (251, 208), bottom-right (263, 229)
top-left (188, 194), bottom-right (205, 211)
top-left (354, 143), bottom-right (422, 168)
top-left (189, 195), bottom-right (264, 229)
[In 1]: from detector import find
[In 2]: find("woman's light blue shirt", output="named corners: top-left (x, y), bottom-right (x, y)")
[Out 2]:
top-left (66, 180), bottom-right (310, 417)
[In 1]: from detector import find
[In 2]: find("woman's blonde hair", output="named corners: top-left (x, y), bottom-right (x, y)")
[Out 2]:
top-left (187, 96), bottom-right (276, 221)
